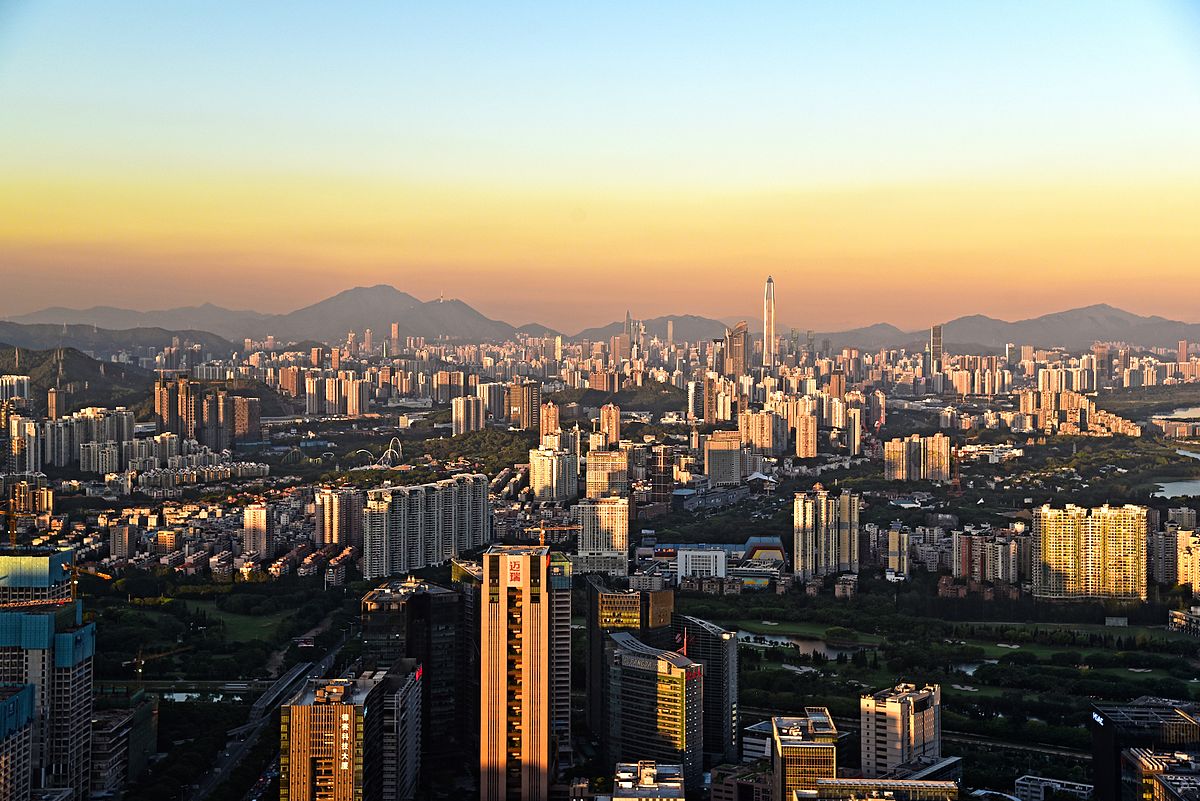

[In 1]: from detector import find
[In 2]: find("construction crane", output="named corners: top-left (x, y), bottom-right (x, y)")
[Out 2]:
top-left (1, 498), bottom-right (18, 548)
top-left (122, 645), bottom-right (192, 685)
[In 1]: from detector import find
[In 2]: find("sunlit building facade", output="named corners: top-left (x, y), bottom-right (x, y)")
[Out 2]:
top-left (1032, 504), bottom-right (1147, 600)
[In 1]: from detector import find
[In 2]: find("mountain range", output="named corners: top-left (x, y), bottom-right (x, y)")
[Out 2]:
top-left (7, 287), bottom-right (1200, 352)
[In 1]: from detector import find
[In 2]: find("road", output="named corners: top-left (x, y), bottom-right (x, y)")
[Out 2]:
top-left (187, 636), bottom-right (346, 801)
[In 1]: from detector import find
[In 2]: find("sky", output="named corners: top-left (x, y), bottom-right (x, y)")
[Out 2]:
top-left (2, 1), bottom-right (1200, 332)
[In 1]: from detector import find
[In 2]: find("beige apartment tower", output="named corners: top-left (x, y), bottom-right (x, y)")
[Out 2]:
top-left (1032, 504), bottom-right (1147, 600)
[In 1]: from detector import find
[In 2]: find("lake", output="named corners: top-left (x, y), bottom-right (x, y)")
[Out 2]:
top-left (1153, 449), bottom-right (1200, 498)
top-left (1162, 406), bottom-right (1200, 419)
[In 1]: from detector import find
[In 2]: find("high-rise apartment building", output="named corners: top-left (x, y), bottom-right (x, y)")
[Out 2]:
top-left (771, 710), bottom-right (838, 798)
top-left (586, 449), bottom-right (629, 499)
top-left (573, 497), bottom-right (630, 576)
top-left (846, 406), bottom-right (863, 457)
top-left (673, 614), bottom-right (738, 766)
top-left (599, 403), bottom-right (621, 448)
top-left (452, 395), bottom-right (486, 436)
top-left (796, 412), bottom-right (818, 459)
top-left (793, 486), bottom-right (860, 581)
top-left (505, 380), bottom-right (541, 431)
top-left (242, 502), bottom-right (275, 560)
top-left (860, 683), bottom-right (941, 778)
top-left (1032, 504), bottom-right (1147, 600)
top-left (539, 401), bottom-right (560, 445)
top-left (479, 546), bottom-right (570, 801)
top-left (606, 632), bottom-right (704, 790)
top-left (738, 409), bottom-right (786, 456)
top-left (280, 665), bottom-right (422, 801)
top-left (361, 475), bottom-right (491, 579)
top-left (529, 448), bottom-right (577, 503)
top-left (884, 434), bottom-right (951, 482)
top-left (315, 488), bottom-right (365, 548)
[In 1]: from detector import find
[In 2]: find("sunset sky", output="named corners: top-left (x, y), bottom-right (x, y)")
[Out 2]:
top-left (2, 1), bottom-right (1199, 332)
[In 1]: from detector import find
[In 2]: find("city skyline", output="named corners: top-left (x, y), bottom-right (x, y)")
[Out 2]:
top-left (3, 2), bottom-right (1200, 328)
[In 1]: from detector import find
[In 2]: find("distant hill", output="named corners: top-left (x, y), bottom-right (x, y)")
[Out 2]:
top-left (0, 344), bottom-right (153, 414)
top-left (11, 291), bottom-right (1200, 351)
top-left (0, 322), bottom-right (234, 359)
top-left (816, 305), bottom-right (1200, 351)
top-left (10, 286), bottom-right (520, 345)
top-left (9, 303), bottom-right (269, 342)
top-left (574, 314), bottom-right (728, 343)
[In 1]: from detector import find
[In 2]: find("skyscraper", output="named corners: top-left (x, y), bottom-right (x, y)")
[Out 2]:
top-left (793, 486), bottom-right (860, 581)
top-left (0, 684), bottom-right (34, 800)
top-left (315, 488), bottom-right (365, 548)
top-left (673, 614), bottom-right (738, 766)
top-left (0, 549), bottom-right (94, 801)
top-left (584, 576), bottom-right (674, 738)
top-left (280, 665), bottom-right (423, 801)
top-left (649, 445), bottom-right (675, 505)
top-left (361, 475), bottom-right (491, 579)
top-left (724, 322), bottom-right (748, 378)
top-left (929, 324), bottom-right (944, 370)
top-left (763, 276), bottom-right (776, 368)
top-left (479, 546), bottom-right (556, 801)
top-left (860, 683), bottom-right (941, 778)
top-left (606, 632), bottom-right (704, 790)
top-left (360, 578), bottom-right (461, 778)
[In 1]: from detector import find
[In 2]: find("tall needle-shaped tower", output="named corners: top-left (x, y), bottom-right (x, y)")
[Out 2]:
top-left (763, 276), bottom-right (776, 368)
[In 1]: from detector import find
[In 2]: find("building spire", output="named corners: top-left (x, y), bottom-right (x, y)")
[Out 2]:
top-left (763, 276), bottom-right (776, 368)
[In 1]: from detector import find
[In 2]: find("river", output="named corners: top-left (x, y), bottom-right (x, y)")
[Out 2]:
top-left (1153, 448), bottom-right (1200, 498)
top-left (735, 630), bottom-right (863, 659)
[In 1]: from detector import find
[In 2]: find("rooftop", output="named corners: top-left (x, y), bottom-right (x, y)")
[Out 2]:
top-left (610, 631), bottom-right (699, 670)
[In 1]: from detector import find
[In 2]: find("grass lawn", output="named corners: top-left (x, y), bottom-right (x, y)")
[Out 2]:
top-left (726, 619), bottom-right (884, 645)
top-left (960, 621), bottom-right (1194, 644)
top-left (182, 599), bottom-right (296, 643)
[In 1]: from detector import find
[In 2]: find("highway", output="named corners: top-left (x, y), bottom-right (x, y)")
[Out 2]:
top-left (187, 637), bottom-right (346, 801)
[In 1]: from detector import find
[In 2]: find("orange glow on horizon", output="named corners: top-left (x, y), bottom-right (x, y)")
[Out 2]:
top-left (2, 173), bottom-right (1199, 331)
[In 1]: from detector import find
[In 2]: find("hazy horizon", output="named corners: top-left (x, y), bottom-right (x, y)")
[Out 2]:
top-left (3, 281), bottom-right (1198, 336)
